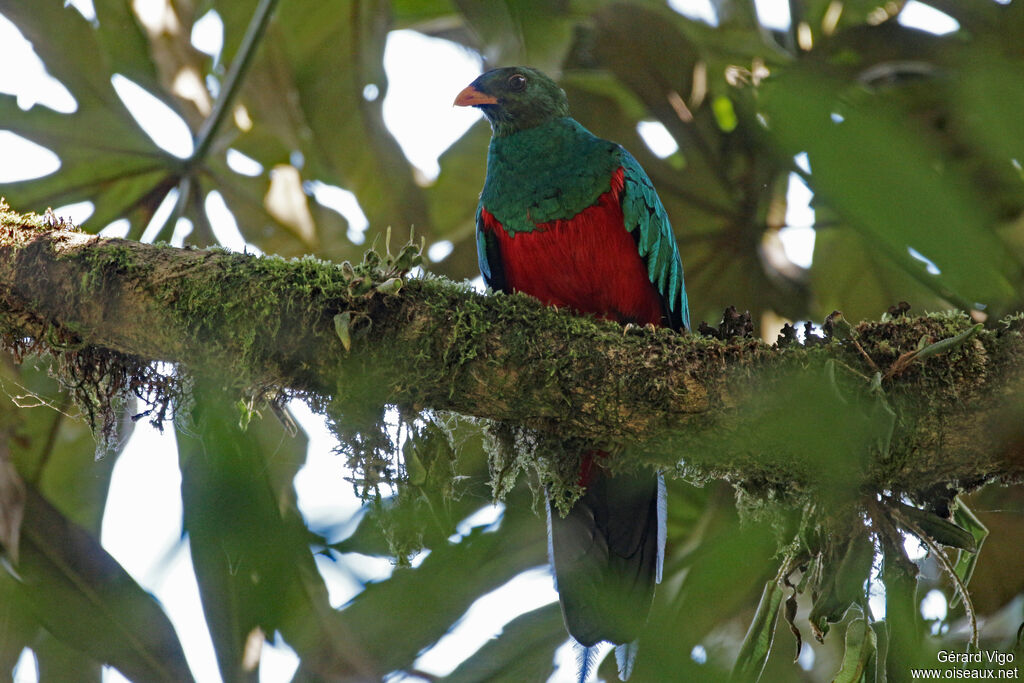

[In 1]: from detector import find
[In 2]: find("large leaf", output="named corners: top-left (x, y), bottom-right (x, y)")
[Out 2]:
top-left (731, 579), bottom-right (784, 683)
top-left (451, 0), bottom-right (577, 70)
top-left (1, 561), bottom-right (99, 681)
top-left (954, 46), bottom-right (1024, 219)
top-left (759, 63), bottom-right (1017, 314)
top-left (228, 0), bottom-right (432, 243)
top-left (422, 120), bottom-right (491, 281)
top-left (177, 382), bottom-right (378, 680)
top-left (0, 2), bottom-right (184, 234)
top-left (811, 224), bottom-right (950, 321)
top-left (0, 546), bottom-right (36, 674)
top-left (631, 514), bottom-right (778, 680)
top-left (10, 487), bottom-right (192, 682)
top-left (0, 353), bottom-right (139, 676)
top-left (0, 1), bottom-right (342, 257)
top-left (443, 603), bottom-right (565, 682)
top-left (0, 0), bottom-right (164, 105)
top-left (341, 492), bottom-right (549, 671)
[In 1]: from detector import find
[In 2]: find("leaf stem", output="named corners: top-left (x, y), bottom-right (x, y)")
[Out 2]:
top-left (189, 0), bottom-right (280, 167)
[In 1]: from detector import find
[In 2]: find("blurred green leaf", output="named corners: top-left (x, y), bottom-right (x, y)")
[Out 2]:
top-left (812, 225), bottom-right (949, 322)
top-left (953, 486), bottom-right (1024, 616)
top-left (810, 532), bottom-right (873, 641)
top-left (681, 362), bottom-right (888, 499)
top-left (731, 578), bottom-right (784, 683)
top-left (33, 630), bottom-right (104, 683)
top-left (0, 0), bottom-right (163, 104)
top-left (634, 516), bottom-right (777, 679)
top-left (955, 48), bottom-right (1024, 197)
top-left (893, 500), bottom-right (976, 553)
top-left (451, 0), bottom-right (576, 70)
top-left (0, 570), bottom-right (38, 674)
top-left (256, 0), bottom-right (432, 242)
top-left (925, 0), bottom-right (1024, 35)
top-left (443, 603), bottom-right (564, 682)
top-left (879, 539), bottom-right (923, 675)
top-left (342, 493), bottom-right (548, 670)
top-left (330, 416), bottom-right (493, 563)
top-left (426, 120), bottom-right (490, 258)
top-left (832, 610), bottom-right (875, 683)
top-left (12, 487), bottom-right (192, 682)
top-left (591, 4), bottom-right (725, 199)
top-left (869, 619), bottom-right (889, 683)
top-left (391, 0), bottom-right (459, 26)
top-left (2, 360), bottom-right (128, 530)
top-left (760, 66), bottom-right (1017, 313)
top-left (0, 359), bottom-right (140, 680)
top-left (178, 382), bottom-right (378, 680)
top-left (950, 500), bottom-right (988, 609)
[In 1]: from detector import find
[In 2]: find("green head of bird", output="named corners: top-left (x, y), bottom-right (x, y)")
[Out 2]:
top-left (454, 66), bottom-right (570, 137)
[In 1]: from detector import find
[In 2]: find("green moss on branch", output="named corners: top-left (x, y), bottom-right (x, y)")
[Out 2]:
top-left (1, 205), bottom-right (1022, 508)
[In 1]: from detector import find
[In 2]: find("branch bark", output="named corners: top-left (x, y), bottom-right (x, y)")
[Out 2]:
top-left (1, 205), bottom-right (1022, 503)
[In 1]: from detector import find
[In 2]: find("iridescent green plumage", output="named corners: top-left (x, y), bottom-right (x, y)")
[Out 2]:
top-left (466, 68), bottom-right (688, 329)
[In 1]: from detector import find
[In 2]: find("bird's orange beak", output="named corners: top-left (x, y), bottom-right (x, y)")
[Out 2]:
top-left (454, 85), bottom-right (498, 107)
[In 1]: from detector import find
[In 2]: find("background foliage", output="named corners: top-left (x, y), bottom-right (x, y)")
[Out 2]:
top-left (1, 0), bottom-right (1023, 681)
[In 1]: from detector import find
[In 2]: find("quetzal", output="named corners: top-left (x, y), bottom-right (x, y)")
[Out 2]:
top-left (455, 67), bottom-right (688, 680)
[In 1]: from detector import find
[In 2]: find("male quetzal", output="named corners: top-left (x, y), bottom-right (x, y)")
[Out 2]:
top-left (455, 67), bottom-right (688, 679)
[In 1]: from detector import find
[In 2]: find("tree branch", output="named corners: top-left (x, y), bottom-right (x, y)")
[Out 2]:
top-left (1, 205), bottom-right (1022, 502)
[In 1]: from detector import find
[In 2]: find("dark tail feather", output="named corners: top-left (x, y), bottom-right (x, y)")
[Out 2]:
top-left (547, 467), bottom-right (666, 674)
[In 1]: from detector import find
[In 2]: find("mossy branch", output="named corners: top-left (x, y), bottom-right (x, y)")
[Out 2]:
top-left (1, 205), bottom-right (1022, 504)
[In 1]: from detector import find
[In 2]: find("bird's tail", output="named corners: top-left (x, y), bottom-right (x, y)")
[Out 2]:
top-left (570, 641), bottom-right (639, 682)
top-left (615, 640), bottom-right (640, 680)
top-left (547, 456), bottom-right (666, 679)
top-left (575, 643), bottom-right (600, 683)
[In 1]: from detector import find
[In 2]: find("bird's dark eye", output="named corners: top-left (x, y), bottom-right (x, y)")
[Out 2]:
top-left (508, 74), bottom-right (527, 91)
